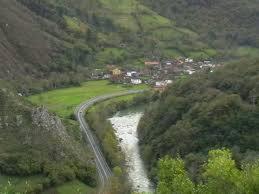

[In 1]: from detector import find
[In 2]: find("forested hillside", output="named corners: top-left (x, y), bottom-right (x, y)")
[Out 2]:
top-left (1, 0), bottom-right (218, 93)
top-left (1, 0), bottom-right (259, 193)
top-left (141, 0), bottom-right (259, 57)
top-left (0, 81), bottom-right (96, 193)
top-left (138, 59), bottom-right (259, 181)
top-left (2, 0), bottom-right (258, 93)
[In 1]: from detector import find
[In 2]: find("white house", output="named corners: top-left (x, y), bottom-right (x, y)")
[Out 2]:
top-left (185, 69), bottom-right (196, 75)
top-left (126, 71), bottom-right (137, 77)
top-left (155, 80), bottom-right (173, 87)
top-left (131, 79), bottom-right (142, 85)
top-left (103, 74), bottom-right (111, 79)
top-left (155, 81), bottom-right (163, 87)
top-left (165, 80), bottom-right (173, 84)
top-left (185, 58), bottom-right (194, 63)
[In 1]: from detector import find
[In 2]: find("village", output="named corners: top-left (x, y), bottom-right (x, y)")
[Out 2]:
top-left (91, 57), bottom-right (223, 91)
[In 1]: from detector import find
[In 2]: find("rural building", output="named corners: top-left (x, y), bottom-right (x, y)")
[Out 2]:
top-left (103, 74), bottom-right (111, 79)
top-left (126, 71), bottom-right (137, 77)
top-left (185, 69), bottom-right (196, 75)
top-left (112, 68), bottom-right (121, 76)
top-left (131, 79), bottom-right (142, 85)
top-left (185, 58), bottom-right (194, 63)
top-left (163, 61), bottom-right (173, 65)
top-left (155, 81), bottom-right (165, 87)
top-left (155, 80), bottom-right (173, 87)
top-left (165, 80), bottom-right (173, 84)
top-left (145, 61), bottom-right (160, 67)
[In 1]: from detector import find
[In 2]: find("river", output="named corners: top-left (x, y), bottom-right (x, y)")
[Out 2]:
top-left (108, 108), bottom-right (153, 193)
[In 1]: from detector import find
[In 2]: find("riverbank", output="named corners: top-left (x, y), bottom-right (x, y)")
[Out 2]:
top-left (109, 109), bottom-right (153, 193)
top-left (21, 80), bottom-right (148, 194)
top-left (85, 92), bottom-right (152, 193)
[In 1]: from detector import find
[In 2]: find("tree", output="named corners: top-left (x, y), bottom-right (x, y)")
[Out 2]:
top-left (156, 149), bottom-right (259, 194)
top-left (199, 149), bottom-right (243, 194)
top-left (157, 156), bottom-right (194, 194)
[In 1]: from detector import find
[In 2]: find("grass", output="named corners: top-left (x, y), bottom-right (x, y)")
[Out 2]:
top-left (0, 175), bottom-right (46, 193)
top-left (0, 175), bottom-right (95, 194)
top-left (43, 180), bottom-right (96, 194)
top-left (28, 80), bottom-right (147, 118)
top-left (87, 94), bottom-right (137, 113)
top-left (64, 16), bottom-right (88, 33)
top-left (96, 48), bottom-right (126, 64)
top-left (56, 181), bottom-right (95, 194)
top-left (77, 0), bottom-right (213, 62)
top-left (233, 46), bottom-right (259, 58)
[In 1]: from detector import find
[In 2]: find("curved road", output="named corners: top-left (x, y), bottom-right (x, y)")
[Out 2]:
top-left (74, 90), bottom-right (145, 193)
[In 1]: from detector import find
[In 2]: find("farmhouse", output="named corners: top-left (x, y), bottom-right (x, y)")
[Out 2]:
top-left (126, 71), bottom-right (137, 77)
top-left (131, 79), bottom-right (142, 85)
top-left (145, 61), bottom-right (160, 67)
top-left (185, 58), bottom-right (194, 63)
top-left (112, 68), bottom-right (121, 76)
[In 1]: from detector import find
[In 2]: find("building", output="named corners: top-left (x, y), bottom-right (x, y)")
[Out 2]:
top-left (155, 81), bottom-right (165, 87)
top-left (155, 80), bottom-right (173, 87)
top-left (163, 60), bottom-right (173, 65)
top-left (126, 71), bottom-right (137, 77)
top-left (103, 74), bottom-right (111, 79)
top-left (165, 80), bottom-right (173, 84)
top-left (144, 61), bottom-right (160, 66)
top-left (131, 79), bottom-right (142, 85)
top-left (185, 69), bottom-right (196, 75)
top-left (112, 68), bottom-right (121, 76)
top-left (185, 58), bottom-right (194, 63)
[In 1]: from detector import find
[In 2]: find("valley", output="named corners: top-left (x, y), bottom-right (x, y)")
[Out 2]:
top-left (0, 0), bottom-right (258, 193)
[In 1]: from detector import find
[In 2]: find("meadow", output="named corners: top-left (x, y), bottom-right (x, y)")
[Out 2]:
top-left (28, 80), bottom-right (147, 118)
top-left (0, 175), bottom-right (95, 194)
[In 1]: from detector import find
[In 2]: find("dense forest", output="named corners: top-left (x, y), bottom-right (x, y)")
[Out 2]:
top-left (138, 58), bottom-right (259, 182)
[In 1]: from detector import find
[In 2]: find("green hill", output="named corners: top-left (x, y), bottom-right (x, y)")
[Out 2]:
top-left (138, 59), bottom-right (259, 181)
top-left (1, 0), bottom-right (217, 93)
top-left (1, 0), bottom-right (258, 93)
top-left (1, 0), bottom-right (258, 192)
top-left (0, 81), bottom-right (96, 193)
top-left (141, 0), bottom-right (259, 58)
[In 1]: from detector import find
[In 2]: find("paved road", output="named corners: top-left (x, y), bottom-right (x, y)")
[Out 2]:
top-left (74, 90), bottom-right (145, 193)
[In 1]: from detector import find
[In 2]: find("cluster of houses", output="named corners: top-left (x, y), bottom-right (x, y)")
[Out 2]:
top-left (91, 58), bottom-right (223, 91)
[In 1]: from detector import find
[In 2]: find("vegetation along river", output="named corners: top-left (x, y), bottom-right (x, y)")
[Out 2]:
top-left (109, 107), bottom-right (153, 193)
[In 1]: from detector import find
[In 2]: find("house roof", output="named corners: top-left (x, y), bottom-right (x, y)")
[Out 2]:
top-left (145, 61), bottom-right (160, 65)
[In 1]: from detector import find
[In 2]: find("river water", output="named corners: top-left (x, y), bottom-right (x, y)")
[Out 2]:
top-left (108, 108), bottom-right (153, 193)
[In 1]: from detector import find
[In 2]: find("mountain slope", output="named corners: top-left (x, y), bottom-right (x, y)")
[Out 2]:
top-left (0, 81), bottom-right (96, 192)
top-left (0, 0), bottom-right (217, 93)
top-left (141, 0), bottom-right (259, 56)
top-left (1, 0), bottom-right (258, 92)
top-left (138, 59), bottom-right (259, 181)
top-left (0, 0), bottom-right (57, 79)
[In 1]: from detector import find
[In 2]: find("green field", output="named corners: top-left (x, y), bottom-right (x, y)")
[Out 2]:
top-left (0, 175), bottom-right (95, 194)
top-left (0, 175), bottom-right (46, 193)
top-left (42, 180), bottom-right (96, 194)
top-left (28, 80), bottom-right (148, 118)
top-left (87, 94), bottom-right (137, 113)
